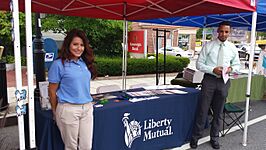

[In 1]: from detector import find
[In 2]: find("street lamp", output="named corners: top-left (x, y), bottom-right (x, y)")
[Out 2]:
top-left (33, 13), bottom-right (46, 94)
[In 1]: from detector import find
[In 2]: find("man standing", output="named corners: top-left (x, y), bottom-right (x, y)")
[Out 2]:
top-left (190, 21), bottom-right (240, 149)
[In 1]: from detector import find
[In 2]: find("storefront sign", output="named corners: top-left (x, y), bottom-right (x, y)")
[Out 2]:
top-left (128, 31), bottom-right (145, 53)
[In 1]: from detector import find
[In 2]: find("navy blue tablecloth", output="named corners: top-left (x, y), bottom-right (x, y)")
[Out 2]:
top-left (35, 88), bottom-right (200, 150)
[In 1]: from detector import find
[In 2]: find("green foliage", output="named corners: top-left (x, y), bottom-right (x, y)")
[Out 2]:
top-left (2, 55), bottom-right (15, 63)
top-left (257, 32), bottom-right (266, 39)
top-left (196, 28), bottom-right (212, 40)
top-left (95, 57), bottom-right (122, 76)
top-left (0, 11), bottom-right (26, 55)
top-left (95, 55), bottom-right (189, 77)
top-left (42, 15), bottom-right (126, 57)
top-left (21, 56), bottom-right (27, 66)
top-left (0, 11), bottom-right (12, 54)
top-left (1, 55), bottom-right (26, 66)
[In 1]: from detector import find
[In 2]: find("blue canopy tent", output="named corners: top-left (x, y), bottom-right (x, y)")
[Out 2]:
top-left (137, 13), bottom-right (266, 31)
top-left (135, 0), bottom-right (266, 31)
top-left (135, 0), bottom-right (266, 146)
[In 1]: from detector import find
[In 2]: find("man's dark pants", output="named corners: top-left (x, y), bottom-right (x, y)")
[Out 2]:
top-left (191, 74), bottom-right (231, 142)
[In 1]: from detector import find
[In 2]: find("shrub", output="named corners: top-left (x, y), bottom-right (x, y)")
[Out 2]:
top-left (95, 55), bottom-right (190, 77)
top-left (21, 57), bottom-right (27, 66)
top-left (1, 55), bottom-right (15, 63)
top-left (0, 55), bottom-right (27, 66)
top-left (95, 57), bottom-right (122, 76)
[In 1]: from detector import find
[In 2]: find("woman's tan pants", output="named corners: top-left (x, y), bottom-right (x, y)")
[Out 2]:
top-left (56, 102), bottom-right (93, 150)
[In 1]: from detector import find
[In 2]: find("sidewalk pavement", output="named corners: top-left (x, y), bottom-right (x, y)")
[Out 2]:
top-left (6, 73), bottom-right (177, 104)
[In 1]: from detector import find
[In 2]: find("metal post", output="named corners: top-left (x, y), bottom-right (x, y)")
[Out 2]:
top-left (163, 30), bottom-right (166, 85)
top-left (122, 2), bottom-right (127, 92)
top-left (33, 13), bottom-right (45, 91)
top-left (11, 0), bottom-right (26, 149)
top-left (25, 0), bottom-right (36, 148)
top-left (156, 29), bottom-right (159, 85)
top-left (242, 11), bottom-right (257, 147)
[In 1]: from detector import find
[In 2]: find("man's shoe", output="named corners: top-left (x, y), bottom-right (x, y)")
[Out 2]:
top-left (190, 139), bottom-right (198, 149)
top-left (210, 140), bottom-right (220, 149)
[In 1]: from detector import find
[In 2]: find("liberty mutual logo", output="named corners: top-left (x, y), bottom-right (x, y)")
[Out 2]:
top-left (122, 112), bottom-right (174, 148)
top-left (122, 113), bottom-right (142, 148)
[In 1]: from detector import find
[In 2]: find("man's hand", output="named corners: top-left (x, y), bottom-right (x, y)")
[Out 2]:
top-left (213, 66), bottom-right (223, 75)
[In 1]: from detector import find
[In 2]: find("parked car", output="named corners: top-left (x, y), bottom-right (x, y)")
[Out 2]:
top-left (158, 47), bottom-right (193, 58)
top-left (237, 44), bottom-right (261, 61)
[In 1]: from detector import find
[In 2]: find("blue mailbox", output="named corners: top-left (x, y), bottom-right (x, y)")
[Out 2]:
top-left (43, 38), bottom-right (58, 70)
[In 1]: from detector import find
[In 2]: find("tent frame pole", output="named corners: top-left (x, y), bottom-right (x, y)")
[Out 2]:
top-left (242, 11), bottom-right (257, 147)
top-left (25, 0), bottom-right (36, 148)
top-left (11, 0), bottom-right (25, 149)
top-left (122, 2), bottom-right (128, 92)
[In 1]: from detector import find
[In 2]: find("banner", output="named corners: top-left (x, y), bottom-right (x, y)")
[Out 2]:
top-left (128, 31), bottom-right (145, 53)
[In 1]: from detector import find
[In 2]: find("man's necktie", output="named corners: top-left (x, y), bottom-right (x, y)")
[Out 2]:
top-left (217, 43), bottom-right (224, 66)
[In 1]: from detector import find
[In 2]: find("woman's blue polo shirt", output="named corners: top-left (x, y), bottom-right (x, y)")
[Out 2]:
top-left (48, 58), bottom-right (93, 104)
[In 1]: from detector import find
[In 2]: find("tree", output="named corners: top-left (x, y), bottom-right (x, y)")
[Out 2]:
top-left (0, 11), bottom-right (26, 55)
top-left (196, 28), bottom-right (212, 41)
top-left (42, 15), bottom-right (126, 57)
top-left (257, 32), bottom-right (266, 39)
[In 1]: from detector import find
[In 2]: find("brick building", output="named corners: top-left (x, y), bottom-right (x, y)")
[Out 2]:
top-left (131, 22), bottom-right (198, 54)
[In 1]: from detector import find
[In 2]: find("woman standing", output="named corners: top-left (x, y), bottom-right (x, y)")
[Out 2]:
top-left (48, 29), bottom-right (97, 150)
top-left (257, 44), bottom-right (266, 76)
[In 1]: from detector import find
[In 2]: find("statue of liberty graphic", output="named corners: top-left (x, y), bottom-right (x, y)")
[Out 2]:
top-left (122, 113), bottom-right (141, 148)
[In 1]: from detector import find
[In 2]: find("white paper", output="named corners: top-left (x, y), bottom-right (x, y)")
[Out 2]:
top-left (129, 96), bottom-right (159, 103)
top-left (238, 69), bottom-right (249, 74)
top-left (39, 81), bottom-right (52, 110)
top-left (164, 85), bottom-right (186, 89)
top-left (222, 67), bottom-right (229, 84)
top-left (94, 104), bottom-right (103, 108)
top-left (143, 84), bottom-right (185, 90)
top-left (165, 90), bottom-right (188, 94)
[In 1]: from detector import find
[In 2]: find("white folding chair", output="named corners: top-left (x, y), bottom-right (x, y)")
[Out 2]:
top-left (96, 85), bottom-right (121, 94)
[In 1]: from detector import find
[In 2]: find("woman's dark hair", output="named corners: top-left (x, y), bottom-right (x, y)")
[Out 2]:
top-left (59, 29), bottom-right (97, 79)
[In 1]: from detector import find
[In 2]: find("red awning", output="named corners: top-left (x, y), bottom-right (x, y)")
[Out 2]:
top-left (0, 0), bottom-right (256, 20)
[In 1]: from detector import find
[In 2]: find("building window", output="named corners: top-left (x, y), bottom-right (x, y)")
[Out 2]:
top-left (178, 34), bottom-right (190, 50)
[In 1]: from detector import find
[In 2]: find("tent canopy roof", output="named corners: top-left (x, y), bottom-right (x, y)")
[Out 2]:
top-left (135, 0), bottom-right (265, 31)
top-left (0, 0), bottom-right (256, 20)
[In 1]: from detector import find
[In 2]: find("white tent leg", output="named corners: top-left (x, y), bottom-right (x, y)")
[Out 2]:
top-left (122, 19), bottom-right (128, 92)
top-left (11, 0), bottom-right (25, 149)
top-left (122, 19), bottom-right (126, 91)
top-left (122, 2), bottom-right (128, 92)
top-left (124, 20), bottom-right (128, 91)
top-left (25, 0), bottom-right (36, 148)
top-left (242, 11), bottom-right (257, 146)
